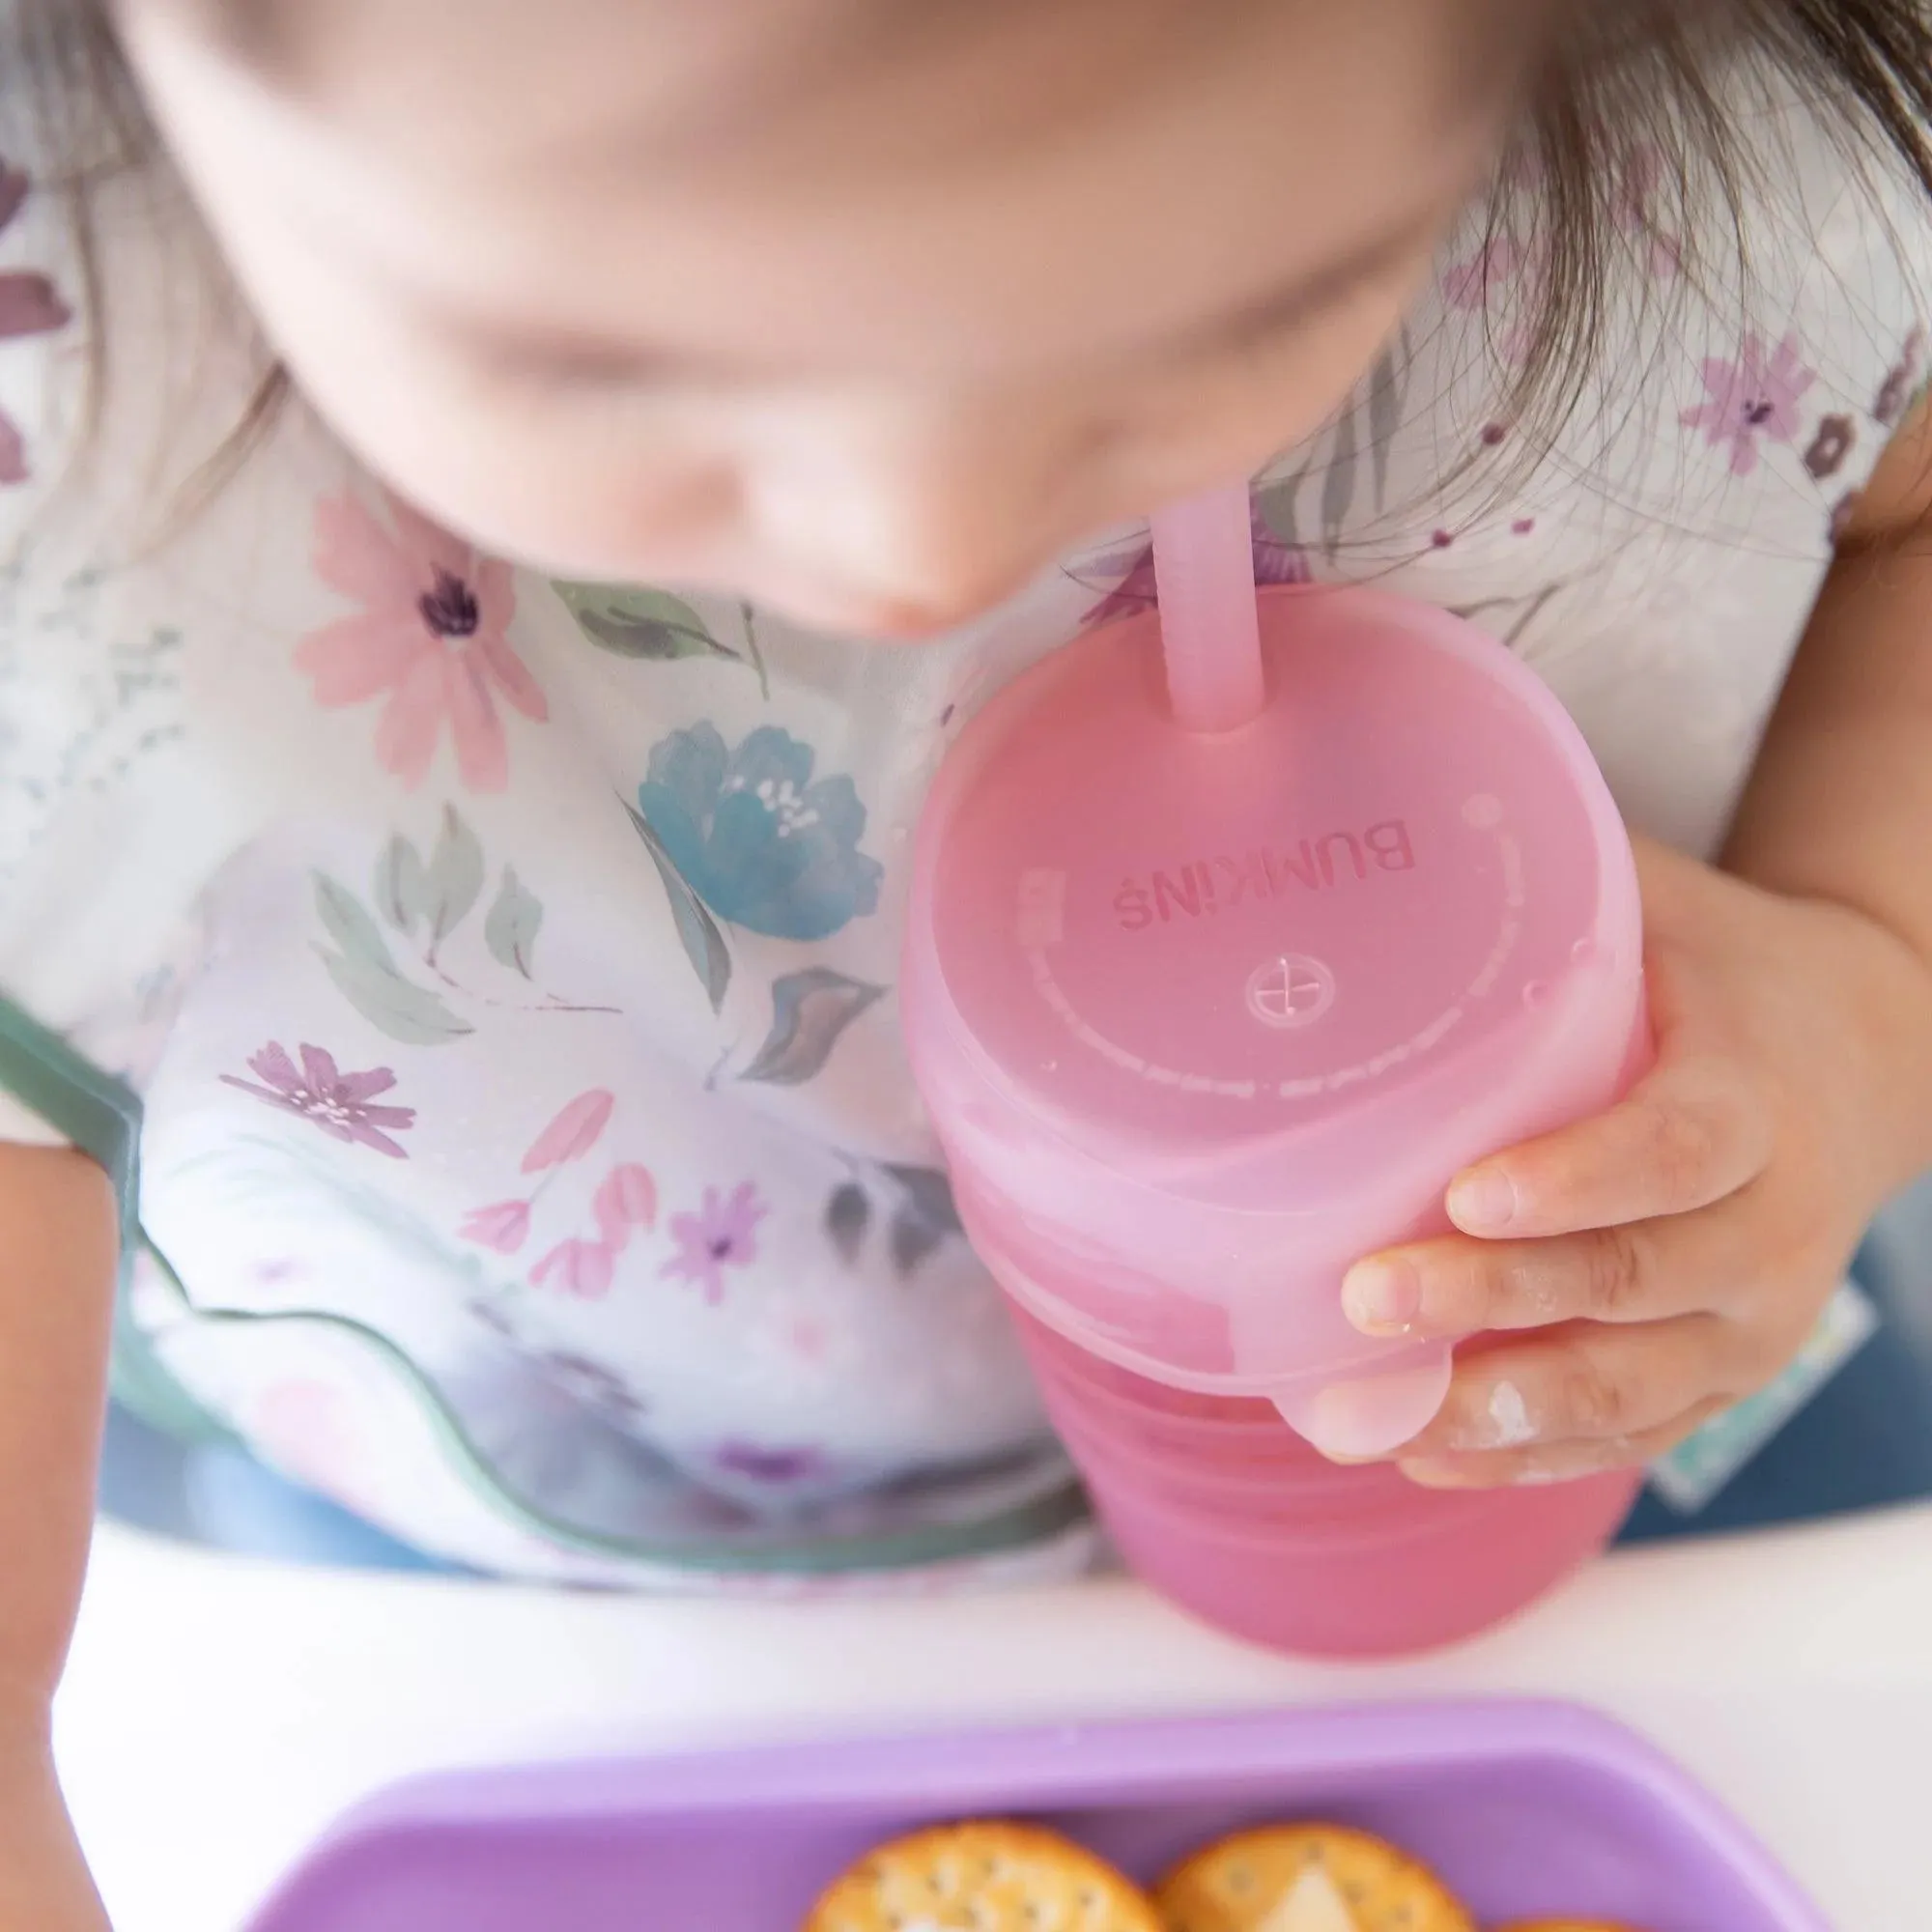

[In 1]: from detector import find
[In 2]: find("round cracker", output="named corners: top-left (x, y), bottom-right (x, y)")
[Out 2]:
top-left (1499, 1922), bottom-right (1647, 1931)
top-left (806, 1820), bottom-right (1163, 1932)
top-left (1156, 1825), bottom-right (1474, 1932)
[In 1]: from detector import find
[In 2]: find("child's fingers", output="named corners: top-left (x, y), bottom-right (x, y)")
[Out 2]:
top-left (1343, 1201), bottom-right (1747, 1340)
top-left (1398, 1399), bottom-right (1729, 1490)
top-left (1390, 1316), bottom-right (1749, 1463)
top-left (1444, 1056), bottom-right (1774, 1240)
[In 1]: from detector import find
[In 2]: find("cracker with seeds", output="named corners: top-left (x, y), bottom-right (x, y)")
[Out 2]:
top-left (806, 1820), bottom-right (1163, 1932)
top-left (1156, 1825), bottom-right (1474, 1932)
top-left (1499, 1921), bottom-right (1647, 1931)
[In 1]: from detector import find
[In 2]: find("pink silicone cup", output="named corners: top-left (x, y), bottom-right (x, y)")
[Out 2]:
top-left (904, 583), bottom-right (1645, 1453)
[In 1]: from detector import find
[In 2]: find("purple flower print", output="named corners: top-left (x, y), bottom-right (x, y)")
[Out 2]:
top-left (1804, 413), bottom-right (1858, 481)
top-left (221, 1043), bottom-right (415, 1157)
top-left (0, 159), bottom-right (72, 486)
top-left (1876, 326), bottom-right (1925, 429)
top-left (1681, 333), bottom-right (1815, 477)
top-left (715, 1440), bottom-right (830, 1486)
top-left (661, 1181), bottom-right (769, 1304)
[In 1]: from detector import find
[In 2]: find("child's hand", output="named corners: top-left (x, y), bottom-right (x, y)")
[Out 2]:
top-left (1340, 837), bottom-right (1932, 1488)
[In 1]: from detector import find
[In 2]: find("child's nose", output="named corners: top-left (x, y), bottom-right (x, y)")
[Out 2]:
top-left (744, 400), bottom-right (1093, 632)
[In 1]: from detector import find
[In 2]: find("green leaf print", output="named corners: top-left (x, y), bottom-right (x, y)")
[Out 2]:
top-left (1256, 457), bottom-right (1310, 549)
top-left (424, 805), bottom-right (486, 944)
top-left (737, 968), bottom-right (884, 1087)
top-left (554, 581), bottom-right (746, 668)
top-left (374, 835), bottom-right (427, 936)
top-left (318, 951), bottom-right (475, 1045)
top-left (314, 873), bottom-right (399, 973)
top-left (1366, 329), bottom-right (1407, 511)
top-left (882, 1163), bottom-right (964, 1278)
top-left (312, 871), bottom-right (473, 1045)
top-left (483, 866), bottom-right (544, 978)
top-left (825, 1181), bottom-right (871, 1264)
top-left (623, 802), bottom-right (732, 1012)
top-left (884, 1164), bottom-right (963, 1236)
top-left (1321, 398), bottom-right (1358, 554)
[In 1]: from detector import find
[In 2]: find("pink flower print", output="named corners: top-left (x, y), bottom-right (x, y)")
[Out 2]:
top-left (0, 159), bottom-right (71, 486)
top-left (460, 1199), bottom-right (532, 1254)
top-left (1614, 146), bottom-right (1683, 279)
top-left (221, 1043), bottom-right (416, 1157)
top-left (1440, 231), bottom-right (1547, 363)
top-left (662, 1181), bottom-right (769, 1304)
top-left (531, 1236), bottom-right (616, 1300)
top-left (1681, 333), bottom-right (1816, 477)
top-left (1441, 234), bottom-right (1528, 312)
top-left (296, 492), bottom-right (547, 793)
top-left (593, 1163), bottom-right (659, 1248)
top-left (520, 1089), bottom-right (615, 1174)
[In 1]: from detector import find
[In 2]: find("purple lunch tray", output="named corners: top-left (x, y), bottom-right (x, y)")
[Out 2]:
top-left (245, 1700), bottom-right (1829, 1932)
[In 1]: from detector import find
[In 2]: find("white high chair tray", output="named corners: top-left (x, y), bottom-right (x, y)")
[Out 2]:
top-left (58, 1507), bottom-right (1932, 1932)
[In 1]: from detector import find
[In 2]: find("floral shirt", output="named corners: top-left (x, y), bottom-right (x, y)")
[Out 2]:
top-left (1, 90), bottom-right (1928, 1587)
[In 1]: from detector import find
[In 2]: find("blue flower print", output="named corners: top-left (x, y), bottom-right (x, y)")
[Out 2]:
top-left (636, 724), bottom-right (884, 941)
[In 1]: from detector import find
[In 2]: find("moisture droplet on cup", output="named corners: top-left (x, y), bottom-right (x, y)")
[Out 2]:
top-left (1521, 980), bottom-right (1551, 1009)
top-left (1571, 937), bottom-right (1598, 966)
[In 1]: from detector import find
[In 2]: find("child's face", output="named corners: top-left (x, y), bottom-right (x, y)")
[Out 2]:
top-left (125, 0), bottom-right (1545, 635)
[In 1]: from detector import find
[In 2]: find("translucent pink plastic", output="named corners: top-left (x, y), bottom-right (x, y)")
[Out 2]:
top-left (1150, 486), bottom-right (1266, 732)
top-left (906, 586), bottom-right (1645, 1424)
top-left (1017, 1304), bottom-right (1641, 1657)
top-left (902, 582), bottom-right (1649, 1653)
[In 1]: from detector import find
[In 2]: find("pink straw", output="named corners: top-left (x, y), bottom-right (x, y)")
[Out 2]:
top-left (1151, 484), bottom-right (1266, 734)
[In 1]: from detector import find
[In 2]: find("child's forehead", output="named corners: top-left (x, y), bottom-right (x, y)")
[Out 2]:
top-left (138, 0), bottom-right (1548, 381)
top-left (172, 0), bottom-right (1548, 177)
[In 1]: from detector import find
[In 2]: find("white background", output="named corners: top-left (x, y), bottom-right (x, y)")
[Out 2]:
top-left (58, 1504), bottom-right (1932, 1931)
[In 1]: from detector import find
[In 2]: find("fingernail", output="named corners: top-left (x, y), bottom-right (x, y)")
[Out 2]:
top-left (1342, 1257), bottom-right (1422, 1335)
top-left (1448, 1166), bottom-right (1519, 1233)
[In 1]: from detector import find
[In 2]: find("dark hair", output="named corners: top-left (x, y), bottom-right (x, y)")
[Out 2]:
top-left (7, 0), bottom-right (1932, 490)
top-left (1511, 1), bottom-right (1932, 448)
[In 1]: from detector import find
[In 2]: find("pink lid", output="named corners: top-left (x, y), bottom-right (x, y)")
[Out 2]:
top-left (903, 585), bottom-right (1643, 1450)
